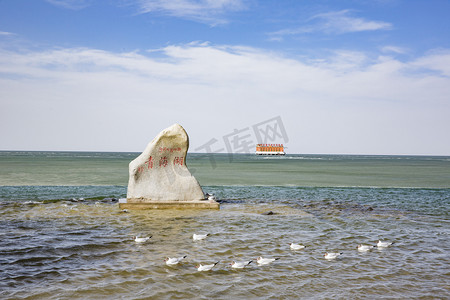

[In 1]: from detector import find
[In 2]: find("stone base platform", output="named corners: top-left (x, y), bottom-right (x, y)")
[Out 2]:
top-left (119, 199), bottom-right (220, 210)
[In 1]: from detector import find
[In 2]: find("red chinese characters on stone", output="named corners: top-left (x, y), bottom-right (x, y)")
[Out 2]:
top-left (138, 156), bottom-right (154, 173)
top-left (138, 155), bottom-right (181, 171)
top-left (159, 156), bottom-right (168, 168)
top-left (145, 156), bottom-right (153, 169)
top-left (173, 156), bottom-right (184, 166)
top-left (159, 147), bottom-right (182, 153)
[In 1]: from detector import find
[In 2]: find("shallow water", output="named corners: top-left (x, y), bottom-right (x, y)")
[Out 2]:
top-left (0, 152), bottom-right (449, 299)
top-left (1, 186), bottom-right (449, 299)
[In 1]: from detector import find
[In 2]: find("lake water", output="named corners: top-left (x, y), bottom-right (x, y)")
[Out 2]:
top-left (0, 151), bottom-right (449, 299)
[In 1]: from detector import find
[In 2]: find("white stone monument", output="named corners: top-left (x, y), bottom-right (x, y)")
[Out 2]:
top-left (120, 124), bottom-right (219, 209)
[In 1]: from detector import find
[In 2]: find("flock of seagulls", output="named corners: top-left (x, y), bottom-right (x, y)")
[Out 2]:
top-left (132, 233), bottom-right (394, 271)
top-left (324, 240), bottom-right (394, 259)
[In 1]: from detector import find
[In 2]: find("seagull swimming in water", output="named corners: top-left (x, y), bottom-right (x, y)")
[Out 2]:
top-left (133, 236), bottom-right (152, 243)
top-left (357, 244), bottom-right (375, 252)
top-left (324, 252), bottom-right (343, 260)
top-left (230, 260), bottom-right (253, 269)
top-left (193, 233), bottom-right (210, 241)
top-left (290, 243), bottom-right (306, 250)
top-left (205, 193), bottom-right (217, 200)
top-left (196, 261), bottom-right (219, 271)
top-left (377, 240), bottom-right (394, 248)
top-left (256, 257), bottom-right (279, 265)
top-left (165, 256), bottom-right (187, 265)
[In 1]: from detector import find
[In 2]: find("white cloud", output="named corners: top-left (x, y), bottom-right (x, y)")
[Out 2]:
top-left (312, 10), bottom-right (392, 33)
top-left (134, 0), bottom-right (246, 25)
top-left (45, 0), bottom-right (92, 10)
top-left (269, 9), bottom-right (392, 40)
top-left (0, 31), bottom-right (14, 36)
top-left (1, 44), bottom-right (449, 154)
top-left (410, 49), bottom-right (450, 77)
top-left (381, 45), bottom-right (409, 55)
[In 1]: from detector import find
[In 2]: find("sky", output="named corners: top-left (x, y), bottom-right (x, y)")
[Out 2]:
top-left (1, 0), bottom-right (449, 155)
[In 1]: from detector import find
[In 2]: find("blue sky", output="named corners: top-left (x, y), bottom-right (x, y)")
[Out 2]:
top-left (1, 0), bottom-right (449, 155)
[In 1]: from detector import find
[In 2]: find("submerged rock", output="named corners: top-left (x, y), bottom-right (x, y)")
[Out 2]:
top-left (126, 124), bottom-right (206, 202)
top-left (261, 211), bottom-right (275, 215)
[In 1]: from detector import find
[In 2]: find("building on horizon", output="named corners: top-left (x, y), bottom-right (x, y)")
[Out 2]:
top-left (255, 144), bottom-right (286, 156)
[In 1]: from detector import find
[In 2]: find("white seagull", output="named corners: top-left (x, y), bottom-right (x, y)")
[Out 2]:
top-left (230, 260), bottom-right (253, 269)
top-left (196, 261), bottom-right (220, 272)
top-left (290, 243), bottom-right (306, 250)
top-left (324, 252), bottom-right (343, 260)
top-left (357, 244), bottom-right (375, 252)
top-left (205, 193), bottom-right (217, 201)
top-left (193, 233), bottom-right (210, 241)
top-left (133, 236), bottom-right (152, 243)
top-left (165, 255), bottom-right (187, 265)
top-left (256, 257), bottom-right (280, 265)
top-left (377, 240), bottom-right (394, 248)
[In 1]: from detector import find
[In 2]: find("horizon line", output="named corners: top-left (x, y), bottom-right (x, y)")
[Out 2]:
top-left (0, 150), bottom-right (449, 157)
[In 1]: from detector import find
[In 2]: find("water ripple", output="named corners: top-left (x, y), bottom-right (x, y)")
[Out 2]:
top-left (1, 191), bottom-right (449, 299)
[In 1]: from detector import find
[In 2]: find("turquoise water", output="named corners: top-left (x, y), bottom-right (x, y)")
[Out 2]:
top-left (1, 151), bottom-right (449, 187)
top-left (0, 151), bottom-right (449, 299)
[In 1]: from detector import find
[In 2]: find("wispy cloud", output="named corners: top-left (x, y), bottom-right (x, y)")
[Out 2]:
top-left (381, 45), bottom-right (409, 55)
top-left (0, 31), bottom-right (15, 36)
top-left (5, 43), bottom-right (450, 95)
top-left (1, 44), bottom-right (448, 102)
top-left (45, 0), bottom-right (92, 10)
top-left (313, 10), bottom-right (392, 33)
top-left (1, 44), bottom-right (449, 153)
top-left (269, 9), bottom-right (392, 40)
top-left (411, 49), bottom-right (450, 77)
top-left (133, 0), bottom-right (246, 25)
